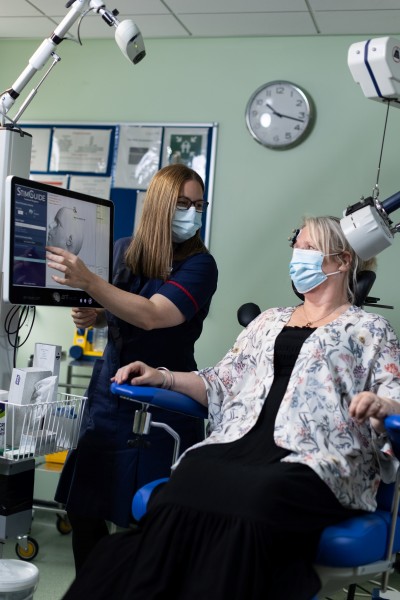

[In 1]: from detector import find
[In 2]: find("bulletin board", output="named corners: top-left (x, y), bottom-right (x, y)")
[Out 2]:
top-left (21, 121), bottom-right (218, 247)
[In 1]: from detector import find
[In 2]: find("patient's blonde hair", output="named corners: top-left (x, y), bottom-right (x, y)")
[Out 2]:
top-left (302, 215), bottom-right (377, 304)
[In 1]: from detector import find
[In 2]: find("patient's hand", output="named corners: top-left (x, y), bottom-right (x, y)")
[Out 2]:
top-left (349, 391), bottom-right (399, 434)
top-left (111, 361), bottom-right (164, 388)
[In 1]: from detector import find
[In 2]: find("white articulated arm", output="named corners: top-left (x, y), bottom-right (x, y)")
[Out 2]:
top-left (0, 0), bottom-right (145, 118)
top-left (0, 1), bottom-right (90, 116)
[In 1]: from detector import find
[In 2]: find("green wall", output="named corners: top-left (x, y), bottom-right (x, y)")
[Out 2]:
top-left (1, 34), bottom-right (399, 373)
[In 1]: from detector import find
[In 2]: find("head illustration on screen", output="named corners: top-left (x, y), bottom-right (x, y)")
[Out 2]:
top-left (47, 206), bottom-right (85, 255)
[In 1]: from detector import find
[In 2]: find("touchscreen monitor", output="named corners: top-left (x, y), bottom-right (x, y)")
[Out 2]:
top-left (3, 175), bottom-right (114, 307)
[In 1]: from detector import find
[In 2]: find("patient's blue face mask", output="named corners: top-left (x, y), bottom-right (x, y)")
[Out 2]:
top-left (289, 248), bottom-right (341, 293)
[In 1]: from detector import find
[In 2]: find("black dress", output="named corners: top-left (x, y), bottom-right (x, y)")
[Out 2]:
top-left (62, 327), bottom-right (364, 600)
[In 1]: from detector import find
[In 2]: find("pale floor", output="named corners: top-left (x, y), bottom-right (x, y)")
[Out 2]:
top-left (1, 507), bottom-right (76, 600)
top-left (1, 509), bottom-right (400, 600)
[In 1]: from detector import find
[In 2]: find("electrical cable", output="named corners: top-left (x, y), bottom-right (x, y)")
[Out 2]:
top-left (373, 100), bottom-right (391, 198)
top-left (3, 305), bottom-right (36, 368)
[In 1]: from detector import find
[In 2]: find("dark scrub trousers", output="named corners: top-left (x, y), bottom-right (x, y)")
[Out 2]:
top-left (55, 236), bottom-right (218, 529)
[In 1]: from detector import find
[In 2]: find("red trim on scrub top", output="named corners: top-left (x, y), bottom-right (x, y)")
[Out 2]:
top-left (166, 281), bottom-right (199, 312)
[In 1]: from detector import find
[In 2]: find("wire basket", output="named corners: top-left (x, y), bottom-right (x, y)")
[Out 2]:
top-left (0, 393), bottom-right (87, 461)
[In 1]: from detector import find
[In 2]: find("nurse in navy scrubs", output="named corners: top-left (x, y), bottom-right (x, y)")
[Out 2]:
top-left (46, 163), bottom-right (218, 573)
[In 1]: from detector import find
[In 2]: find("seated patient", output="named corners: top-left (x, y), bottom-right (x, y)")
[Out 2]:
top-left (62, 215), bottom-right (400, 600)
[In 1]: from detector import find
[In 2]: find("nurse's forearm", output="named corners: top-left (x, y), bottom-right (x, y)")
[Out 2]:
top-left (85, 275), bottom-right (183, 330)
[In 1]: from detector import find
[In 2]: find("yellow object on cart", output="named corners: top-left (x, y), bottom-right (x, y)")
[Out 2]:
top-left (45, 450), bottom-right (68, 464)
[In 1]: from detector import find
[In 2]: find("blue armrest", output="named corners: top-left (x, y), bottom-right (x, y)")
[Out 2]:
top-left (384, 414), bottom-right (400, 458)
top-left (110, 382), bottom-right (208, 420)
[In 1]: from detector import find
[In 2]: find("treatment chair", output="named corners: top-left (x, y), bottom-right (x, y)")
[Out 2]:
top-left (111, 271), bottom-right (400, 599)
top-left (110, 382), bottom-right (400, 600)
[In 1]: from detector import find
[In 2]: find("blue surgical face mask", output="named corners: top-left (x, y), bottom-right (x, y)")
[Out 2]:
top-left (172, 207), bottom-right (202, 243)
top-left (289, 248), bottom-right (341, 293)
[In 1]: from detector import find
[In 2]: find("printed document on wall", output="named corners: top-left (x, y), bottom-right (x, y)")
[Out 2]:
top-left (113, 125), bottom-right (162, 189)
top-left (50, 128), bottom-right (112, 173)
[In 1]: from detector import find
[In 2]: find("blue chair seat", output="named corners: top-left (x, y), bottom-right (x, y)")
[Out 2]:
top-left (315, 510), bottom-right (398, 567)
top-left (132, 478), bottom-right (169, 521)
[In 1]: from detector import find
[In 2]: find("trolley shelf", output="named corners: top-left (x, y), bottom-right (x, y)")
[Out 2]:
top-left (0, 393), bottom-right (86, 559)
top-left (0, 393), bottom-right (87, 461)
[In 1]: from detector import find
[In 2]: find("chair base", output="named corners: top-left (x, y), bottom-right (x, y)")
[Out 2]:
top-left (315, 559), bottom-right (394, 596)
top-left (371, 590), bottom-right (400, 599)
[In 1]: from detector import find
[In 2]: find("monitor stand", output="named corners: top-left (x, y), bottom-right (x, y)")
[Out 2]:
top-left (0, 126), bottom-right (32, 389)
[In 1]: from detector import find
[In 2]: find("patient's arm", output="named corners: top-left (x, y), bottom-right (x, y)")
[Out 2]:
top-left (349, 391), bottom-right (400, 434)
top-left (111, 361), bottom-right (208, 407)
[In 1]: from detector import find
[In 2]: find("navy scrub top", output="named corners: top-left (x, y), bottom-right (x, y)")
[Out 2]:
top-left (55, 237), bottom-right (218, 527)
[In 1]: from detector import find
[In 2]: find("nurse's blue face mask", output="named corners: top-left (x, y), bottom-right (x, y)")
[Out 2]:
top-left (172, 207), bottom-right (202, 243)
top-left (289, 248), bottom-right (341, 294)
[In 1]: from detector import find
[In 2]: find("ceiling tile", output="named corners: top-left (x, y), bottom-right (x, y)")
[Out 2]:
top-left (309, 0), bottom-right (400, 9)
top-left (179, 12), bottom-right (317, 37)
top-left (28, 0), bottom-right (169, 18)
top-left (166, 0), bottom-right (309, 13)
top-left (0, 17), bottom-right (58, 38)
top-left (100, 0), bottom-right (169, 14)
top-left (0, 0), bottom-right (41, 17)
top-left (19, 0), bottom-right (74, 18)
top-left (315, 9), bottom-right (400, 34)
top-left (1, 0), bottom-right (400, 39)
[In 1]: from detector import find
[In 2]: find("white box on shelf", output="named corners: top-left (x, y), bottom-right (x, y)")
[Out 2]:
top-left (33, 343), bottom-right (62, 400)
top-left (33, 343), bottom-right (62, 377)
top-left (20, 430), bottom-right (57, 455)
top-left (8, 368), bottom-right (52, 405)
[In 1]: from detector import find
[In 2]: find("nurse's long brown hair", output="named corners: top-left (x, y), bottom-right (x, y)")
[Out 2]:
top-left (125, 164), bottom-right (209, 280)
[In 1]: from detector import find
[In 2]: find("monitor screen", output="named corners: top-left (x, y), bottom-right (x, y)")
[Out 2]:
top-left (3, 175), bottom-right (114, 307)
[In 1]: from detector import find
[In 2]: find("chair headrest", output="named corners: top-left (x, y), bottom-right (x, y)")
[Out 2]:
top-left (237, 303), bottom-right (261, 327)
top-left (354, 270), bottom-right (376, 307)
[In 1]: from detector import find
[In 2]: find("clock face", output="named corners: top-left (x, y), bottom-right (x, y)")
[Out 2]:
top-left (245, 81), bottom-right (314, 150)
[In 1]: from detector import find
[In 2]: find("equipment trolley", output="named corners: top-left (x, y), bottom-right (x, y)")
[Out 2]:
top-left (0, 393), bottom-right (86, 560)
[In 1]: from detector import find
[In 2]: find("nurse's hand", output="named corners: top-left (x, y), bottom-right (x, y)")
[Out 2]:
top-left (71, 307), bottom-right (104, 329)
top-left (46, 246), bottom-right (94, 290)
top-left (111, 361), bottom-right (164, 388)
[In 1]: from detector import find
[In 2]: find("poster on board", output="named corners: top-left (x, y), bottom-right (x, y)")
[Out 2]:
top-left (23, 121), bottom-right (218, 248)
top-left (113, 125), bottom-right (162, 189)
top-left (161, 127), bottom-right (209, 183)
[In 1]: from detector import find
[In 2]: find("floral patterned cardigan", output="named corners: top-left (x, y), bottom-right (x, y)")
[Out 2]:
top-left (175, 305), bottom-right (400, 512)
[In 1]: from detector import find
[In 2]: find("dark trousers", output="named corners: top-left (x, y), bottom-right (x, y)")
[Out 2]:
top-left (67, 512), bottom-right (110, 574)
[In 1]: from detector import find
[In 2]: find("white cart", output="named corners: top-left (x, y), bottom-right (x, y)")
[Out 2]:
top-left (0, 393), bottom-right (86, 560)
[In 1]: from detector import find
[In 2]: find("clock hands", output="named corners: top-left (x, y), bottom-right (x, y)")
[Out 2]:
top-left (265, 102), bottom-right (304, 123)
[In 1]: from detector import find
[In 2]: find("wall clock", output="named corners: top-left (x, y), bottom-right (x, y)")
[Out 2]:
top-left (245, 80), bottom-right (315, 150)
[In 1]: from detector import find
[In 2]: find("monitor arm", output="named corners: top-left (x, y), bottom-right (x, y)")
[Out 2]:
top-left (0, 0), bottom-right (145, 122)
